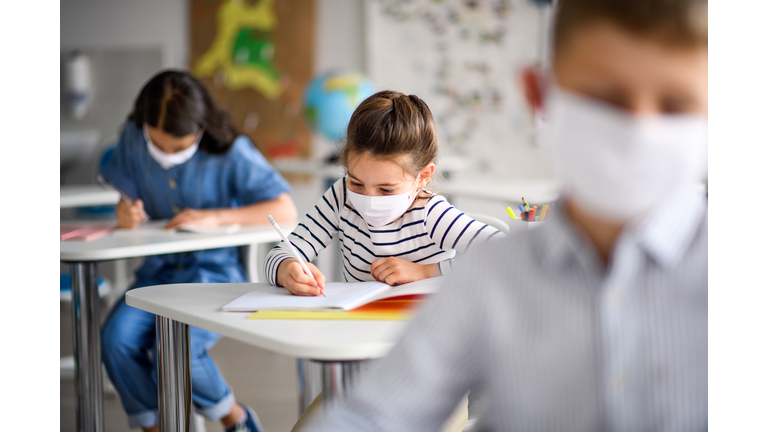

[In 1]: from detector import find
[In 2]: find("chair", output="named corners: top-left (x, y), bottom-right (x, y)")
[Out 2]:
top-left (242, 241), bottom-right (280, 283)
top-left (465, 213), bottom-right (510, 235)
top-left (74, 145), bottom-right (118, 219)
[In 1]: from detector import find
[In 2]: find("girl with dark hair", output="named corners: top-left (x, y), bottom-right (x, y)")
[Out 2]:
top-left (99, 70), bottom-right (296, 432)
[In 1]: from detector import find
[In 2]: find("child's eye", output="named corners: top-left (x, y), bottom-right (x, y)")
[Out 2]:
top-left (350, 181), bottom-right (363, 188)
top-left (380, 189), bottom-right (395, 194)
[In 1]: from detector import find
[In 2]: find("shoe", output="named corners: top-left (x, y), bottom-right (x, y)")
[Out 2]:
top-left (225, 404), bottom-right (264, 432)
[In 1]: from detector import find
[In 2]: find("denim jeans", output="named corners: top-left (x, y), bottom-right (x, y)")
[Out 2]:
top-left (101, 297), bottom-right (234, 429)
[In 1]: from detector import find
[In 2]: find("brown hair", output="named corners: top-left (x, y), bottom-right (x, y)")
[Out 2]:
top-left (342, 90), bottom-right (439, 196)
top-left (553, 0), bottom-right (707, 55)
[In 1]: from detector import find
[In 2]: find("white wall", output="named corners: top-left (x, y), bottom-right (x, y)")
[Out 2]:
top-left (314, 0), bottom-right (366, 73)
top-left (60, 0), bottom-right (189, 68)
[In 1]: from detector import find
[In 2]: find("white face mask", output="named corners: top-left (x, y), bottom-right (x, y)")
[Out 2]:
top-left (544, 86), bottom-right (708, 222)
top-left (347, 176), bottom-right (420, 227)
top-left (144, 124), bottom-right (202, 170)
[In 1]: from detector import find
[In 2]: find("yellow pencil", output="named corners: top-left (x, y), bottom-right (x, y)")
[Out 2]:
top-left (506, 206), bottom-right (518, 219)
top-left (540, 204), bottom-right (549, 221)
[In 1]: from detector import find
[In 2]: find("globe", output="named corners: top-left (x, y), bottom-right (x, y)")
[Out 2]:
top-left (302, 71), bottom-right (376, 142)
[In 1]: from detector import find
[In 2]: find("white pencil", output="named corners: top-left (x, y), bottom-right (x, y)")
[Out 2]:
top-left (268, 215), bottom-right (324, 296)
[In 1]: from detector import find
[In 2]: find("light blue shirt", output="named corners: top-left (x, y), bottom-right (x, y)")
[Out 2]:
top-left (302, 187), bottom-right (707, 432)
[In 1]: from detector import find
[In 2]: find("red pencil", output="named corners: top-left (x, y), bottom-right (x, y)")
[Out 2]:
top-left (529, 206), bottom-right (537, 221)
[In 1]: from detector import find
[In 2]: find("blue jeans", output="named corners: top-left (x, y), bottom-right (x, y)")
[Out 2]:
top-left (102, 297), bottom-right (235, 429)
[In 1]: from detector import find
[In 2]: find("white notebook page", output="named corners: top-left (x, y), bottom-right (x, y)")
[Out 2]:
top-left (221, 281), bottom-right (391, 311)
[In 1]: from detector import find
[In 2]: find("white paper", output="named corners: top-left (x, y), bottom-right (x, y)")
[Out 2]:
top-left (221, 281), bottom-right (388, 311)
top-left (221, 277), bottom-right (445, 312)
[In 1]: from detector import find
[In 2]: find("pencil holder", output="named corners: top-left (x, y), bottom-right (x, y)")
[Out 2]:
top-left (507, 218), bottom-right (544, 234)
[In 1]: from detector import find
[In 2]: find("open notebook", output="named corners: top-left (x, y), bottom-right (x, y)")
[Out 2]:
top-left (221, 277), bottom-right (443, 312)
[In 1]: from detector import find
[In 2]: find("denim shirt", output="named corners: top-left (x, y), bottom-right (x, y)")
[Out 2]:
top-left (99, 122), bottom-right (291, 288)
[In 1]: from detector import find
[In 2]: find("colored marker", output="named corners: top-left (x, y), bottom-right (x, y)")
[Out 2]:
top-left (522, 197), bottom-right (530, 212)
top-left (519, 204), bottom-right (526, 214)
top-left (529, 206), bottom-right (537, 221)
top-left (506, 206), bottom-right (518, 220)
top-left (540, 204), bottom-right (549, 221)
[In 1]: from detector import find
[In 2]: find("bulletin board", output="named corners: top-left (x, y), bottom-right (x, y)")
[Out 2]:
top-left (365, 0), bottom-right (552, 178)
top-left (190, 0), bottom-right (314, 160)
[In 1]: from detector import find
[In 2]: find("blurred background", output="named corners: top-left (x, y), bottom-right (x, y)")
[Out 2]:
top-left (60, 0), bottom-right (555, 430)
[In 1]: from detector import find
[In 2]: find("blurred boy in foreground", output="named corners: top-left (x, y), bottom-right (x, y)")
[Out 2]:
top-left (301, 0), bottom-right (708, 430)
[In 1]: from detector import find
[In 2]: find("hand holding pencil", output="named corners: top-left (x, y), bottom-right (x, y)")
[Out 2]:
top-left (269, 215), bottom-right (326, 297)
top-left (276, 259), bottom-right (327, 297)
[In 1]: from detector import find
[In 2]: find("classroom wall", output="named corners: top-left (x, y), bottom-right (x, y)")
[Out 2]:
top-left (60, 0), bottom-right (366, 188)
top-left (315, 0), bottom-right (365, 73)
top-left (60, 0), bottom-right (189, 68)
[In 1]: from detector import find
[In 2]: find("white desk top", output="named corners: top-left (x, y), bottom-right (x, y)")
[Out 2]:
top-left (60, 185), bottom-right (121, 208)
top-left (60, 220), bottom-right (294, 262)
top-left (443, 176), bottom-right (706, 205)
top-left (443, 175), bottom-right (562, 205)
top-left (126, 283), bottom-right (409, 360)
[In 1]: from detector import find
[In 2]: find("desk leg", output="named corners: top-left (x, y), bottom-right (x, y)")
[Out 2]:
top-left (297, 359), bottom-right (323, 415)
top-left (319, 361), bottom-right (363, 404)
top-left (156, 316), bottom-right (192, 432)
top-left (70, 262), bottom-right (104, 432)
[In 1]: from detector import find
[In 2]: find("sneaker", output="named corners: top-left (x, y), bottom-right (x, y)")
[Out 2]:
top-left (225, 404), bottom-right (264, 432)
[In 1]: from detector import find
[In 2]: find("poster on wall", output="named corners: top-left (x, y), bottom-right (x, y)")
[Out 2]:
top-left (365, 0), bottom-right (553, 178)
top-left (190, 0), bottom-right (314, 161)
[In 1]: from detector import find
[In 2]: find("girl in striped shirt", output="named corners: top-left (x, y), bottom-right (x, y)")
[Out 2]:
top-left (264, 90), bottom-right (502, 296)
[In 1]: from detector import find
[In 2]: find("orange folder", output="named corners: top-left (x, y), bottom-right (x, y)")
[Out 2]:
top-left (247, 295), bottom-right (426, 321)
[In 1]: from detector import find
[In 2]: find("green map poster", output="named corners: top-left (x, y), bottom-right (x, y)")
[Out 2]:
top-left (190, 0), bottom-right (315, 160)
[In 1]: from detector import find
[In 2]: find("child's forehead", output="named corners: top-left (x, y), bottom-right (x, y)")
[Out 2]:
top-left (346, 152), bottom-right (414, 181)
top-left (555, 20), bottom-right (706, 69)
top-left (553, 21), bottom-right (707, 107)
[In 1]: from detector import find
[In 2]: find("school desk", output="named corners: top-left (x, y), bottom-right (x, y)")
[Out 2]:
top-left (125, 282), bottom-right (412, 432)
top-left (60, 184), bottom-right (120, 208)
top-left (60, 221), bottom-right (294, 432)
top-left (444, 175), bottom-right (561, 206)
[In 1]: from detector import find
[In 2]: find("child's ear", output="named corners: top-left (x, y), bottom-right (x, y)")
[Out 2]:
top-left (418, 163), bottom-right (436, 189)
top-left (521, 65), bottom-right (545, 114)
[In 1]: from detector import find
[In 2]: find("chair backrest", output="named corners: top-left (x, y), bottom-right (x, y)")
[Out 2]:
top-left (465, 213), bottom-right (510, 236)
top-left (241, 242), bottom-right (280, 283)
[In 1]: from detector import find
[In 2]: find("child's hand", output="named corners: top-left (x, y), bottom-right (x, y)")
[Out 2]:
top-left (276, 259), bottom-right (326, 296)
top-left (370, 257), bottom-right (440, 286)
top-left (116, 199), bottom-right (147, 229)
top-left (164, 208), bottom-right (220, 230)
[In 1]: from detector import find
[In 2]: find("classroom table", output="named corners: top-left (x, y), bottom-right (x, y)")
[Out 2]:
top-left (60, 184), bottom-right (121, 208)
top-left (443, 175), bottom-right (561, 205)
top-left (60, 221), bottom-right (294, 432)
top-left (125, 282), bottom-right (415, 431)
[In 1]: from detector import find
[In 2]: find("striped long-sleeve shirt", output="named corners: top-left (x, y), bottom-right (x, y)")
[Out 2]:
top-left (264, 177), bottom-right (502, 284)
